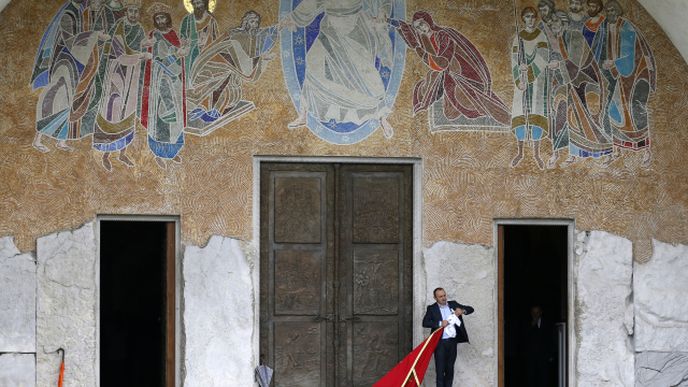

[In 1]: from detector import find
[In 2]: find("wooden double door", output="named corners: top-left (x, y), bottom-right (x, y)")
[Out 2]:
top-left (260, 163), bottom-right (413, 386)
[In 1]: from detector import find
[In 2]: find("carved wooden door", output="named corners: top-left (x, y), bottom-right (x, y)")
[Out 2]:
top-left (260, 163), bottom-right (412, 387)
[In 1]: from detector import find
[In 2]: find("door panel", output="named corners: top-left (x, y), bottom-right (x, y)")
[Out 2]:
top-left (261, 163), bottom-right (412, 387)
top-left (338, 165), bottom-right (413, 386)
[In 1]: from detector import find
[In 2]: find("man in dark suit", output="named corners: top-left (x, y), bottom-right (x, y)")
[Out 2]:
top-left (422, 287), bottom-right (475, 387)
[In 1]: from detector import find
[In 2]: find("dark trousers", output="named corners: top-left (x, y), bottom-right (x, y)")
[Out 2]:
top-left (434, 338), bottom-right (458, 387)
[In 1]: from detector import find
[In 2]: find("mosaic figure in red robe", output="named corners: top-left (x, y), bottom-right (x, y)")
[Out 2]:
top-left (397, 11), bottom-right (511, 132)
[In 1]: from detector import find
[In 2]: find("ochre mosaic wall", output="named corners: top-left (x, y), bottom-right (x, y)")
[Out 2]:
top-left (0, 0), bottom-right (686, 262)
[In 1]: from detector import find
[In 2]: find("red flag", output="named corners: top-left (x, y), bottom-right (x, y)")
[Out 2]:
top-left (373, 328), bottom-right (444, 387)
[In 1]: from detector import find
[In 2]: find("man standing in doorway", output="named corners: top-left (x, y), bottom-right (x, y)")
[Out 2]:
top-left (422, 287), bottom-right (475, 387)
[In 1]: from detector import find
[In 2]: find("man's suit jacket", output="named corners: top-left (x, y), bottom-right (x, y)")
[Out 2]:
top-left (422, 301), bottom-right (475, 343)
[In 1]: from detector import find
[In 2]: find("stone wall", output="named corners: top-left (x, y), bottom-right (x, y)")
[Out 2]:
top-left (2, 226), bottom-right (688, 385)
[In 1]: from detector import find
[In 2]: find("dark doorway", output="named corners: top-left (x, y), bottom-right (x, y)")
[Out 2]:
top-left (260, 163), bottom-right (413, 386)
top-left (499, 224), bottom-right (568, 387)
top-left (100, 220), bottom-right (176, 387)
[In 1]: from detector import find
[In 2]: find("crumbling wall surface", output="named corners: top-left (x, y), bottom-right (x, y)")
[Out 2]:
top-left (0, 236), bottom-right (36, 387)
top-left (575, 231), bottom-right (634, 387)
top-left (36, 223), bottom-right (97, 387)
top-left (633, 240), bottom-right (688, 386)
top-left (183, 236), bottom-right (254, 386)
top-left (0, 236), bottom-right (35, 351)
top-left (422, 241), bottom-right (496, 387)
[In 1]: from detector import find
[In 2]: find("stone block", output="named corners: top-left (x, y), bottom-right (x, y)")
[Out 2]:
top-left (0, 353), bottom-right (35, 387)
top-left (576, 231), bottom-right (634, 386)
top-left (183, 236), bottom-right (254, 386)
top-left (635, 351), bottom-right (688, 387)
top-left (634, 240), bottom-right (688, 352)
top-left (36, 223), bottom-right (97, 387)
top-left (423, 241), bottom-right (496, 387)
top-left (0, 236), bottom-right (36, 352)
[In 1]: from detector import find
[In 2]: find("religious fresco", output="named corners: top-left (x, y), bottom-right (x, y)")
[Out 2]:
top-left (510, 0), bottom-right (656, 169)
top-left (396, 11), bottom-right (511, 134)
top-left (279, 0), bottom-right (407, 145)
top-left (29, 0), bottom-right (277, 171)
top-left (27, 0), bottom-right (657, 168)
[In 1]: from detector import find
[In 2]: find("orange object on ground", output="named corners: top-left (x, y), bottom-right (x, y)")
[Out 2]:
top-left (57, 348), bottom-right (65, 387)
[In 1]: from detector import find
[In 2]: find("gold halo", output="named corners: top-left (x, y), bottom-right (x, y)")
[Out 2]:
top-left (184, 0), bottom-right (216, 13)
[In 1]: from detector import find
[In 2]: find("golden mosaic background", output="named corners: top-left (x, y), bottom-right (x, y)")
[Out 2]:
top-left (1, 0), bottom-right (686, 262)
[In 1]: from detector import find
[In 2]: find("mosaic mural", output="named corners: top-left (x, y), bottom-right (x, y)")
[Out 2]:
top-left (511, 0), bottom-right (656, 169)
top-left (28, 0), bottom-right (657, 170)
top-left (30, 0), bottom-right (278, 171)
top-left (279, 0), bottom-right (406, 145)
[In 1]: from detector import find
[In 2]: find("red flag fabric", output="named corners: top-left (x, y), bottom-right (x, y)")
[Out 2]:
top-left (373, 328), bottom-right (445, 387)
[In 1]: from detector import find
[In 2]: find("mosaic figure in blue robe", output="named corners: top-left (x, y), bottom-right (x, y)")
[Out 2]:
top-left (30, 0), bottom-right (107, 152)
top-left (280, 0), bottom-right (406, 144)
top-left (599, 0), bottom-right (656, 167)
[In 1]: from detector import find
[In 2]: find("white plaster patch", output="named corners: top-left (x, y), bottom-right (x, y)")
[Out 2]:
top-left (0, 237), bottom-right (35, 352)
top-left (575, 231), bottom-right (634, 387)
top-left (635, 351), bottom-right (688, 387)
top-left (183, 236), bottom-right (254, 386)
top-left (634, 240), bottom-right (688, 352)
top-left (36, 223), bottom-right (97, 387)
top-left (422, 241), bottom-right (496, 387)
top-left (0, 353), bottom-right (35, 387)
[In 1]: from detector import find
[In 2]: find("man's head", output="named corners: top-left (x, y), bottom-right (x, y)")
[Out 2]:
top-left (548, 11), bottom-right (570, 35)
top-left (605, 0), bottom-right (624, 22)
top-left (192, 0), bottom-right (208, 16)
top-left (126, 5), bottom-right (140, 23)
top-left (568, 0), bottom-right (583, 14)
top-left (521, 7), bottom-right (538, 29)
top-left (154, 12), bottom-right (172, 31)
top-left (240, 11), bottom-right (261, 32)
top-left (586, 0), bottom-right (603, 17)
top-left (530, 305), bottom-right (543, 320)
top-left (538, 0), bottom-right (555, 20)
top-left (433, 287), bottom-right (448, 306)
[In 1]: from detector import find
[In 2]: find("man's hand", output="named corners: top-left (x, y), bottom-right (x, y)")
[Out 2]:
top-left (441, 320), bottom-right (449, 328)
top-left (454, 309), bottom-right (464, 317)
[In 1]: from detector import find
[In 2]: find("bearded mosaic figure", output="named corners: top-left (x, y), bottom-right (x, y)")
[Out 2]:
top-left (185, 10), bottom-right (278, 135)
top-left (141, 3), bottom-right (188, 169)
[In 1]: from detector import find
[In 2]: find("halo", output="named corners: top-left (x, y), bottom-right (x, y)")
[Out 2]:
top-left (184, 0), bottom-right (216, 13)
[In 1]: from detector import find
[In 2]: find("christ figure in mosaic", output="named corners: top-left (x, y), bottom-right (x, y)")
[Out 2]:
top-left (511, 7), bottom-right (553, 169)
top-left (31, 0), bottom-right (107, 153)
top-left (281, 0), bottom-right (396, 138)
top-left (599, 0), bottom-right (656, 167)
top-left (180, 0), bottom-right (219, 88)
top-left (92, 0), bottom-right (149, 171)
top-left (545, 11), bottom-right (611, 169)
top-left (396, 11), bottom-right (510, 132)
top-left (141, 3), bottom-right (188, 169)
top-left (185, 10), bottom-right (278, 135)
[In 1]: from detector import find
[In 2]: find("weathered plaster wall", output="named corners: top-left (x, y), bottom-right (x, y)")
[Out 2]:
top-left (0, 237), bottom-right (35, 352)
top-left (183, 236), bottom-right (254, 386)
top-left (2, 225), bottom-right (688, 385)
top-left (36, 223), bottom-right (97, 387)
top-left (0, 0), bottom-right (686, 263)
top-left (422, 241), bottom-right (496, 386)
top-left (575, 231), bottom-right (634, 386)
